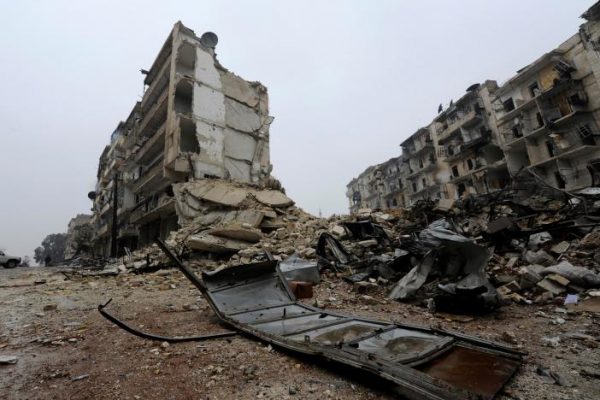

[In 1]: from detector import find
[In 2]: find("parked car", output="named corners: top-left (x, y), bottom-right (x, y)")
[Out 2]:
top-left (0, 251), bottom-right (21, 268)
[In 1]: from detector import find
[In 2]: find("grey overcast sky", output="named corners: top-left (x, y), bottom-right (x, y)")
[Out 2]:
top-left (0, 0), bottom-right (593, 261)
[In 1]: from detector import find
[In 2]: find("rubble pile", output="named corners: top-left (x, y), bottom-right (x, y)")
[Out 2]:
top-left (89, 173), bottom-right (600, 315)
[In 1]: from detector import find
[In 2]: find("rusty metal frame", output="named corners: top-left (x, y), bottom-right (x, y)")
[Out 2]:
top-left (155, 238), bottom-right (524, 400)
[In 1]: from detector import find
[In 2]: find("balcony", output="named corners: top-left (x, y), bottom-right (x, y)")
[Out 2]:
top-left (407, 161), bottom-right (437, 179)
top-left (130, 198), bottom-right (175, 225)
top-left (132, 157), bottom-right (165, 194)
top-left (118, 224), bottom-right (138, 239)
top-left (438, 110), bottom-right (482, 142)
top-left (410, 141), bottom-right (434, 157)
top-left (138, 89), bottom-right (169, 139)
top-left (141, 55), bottom-right (171, 114)
top-left (410, 182), bottom-right (441, 198)
top-left (134, 122), bottom-right (166, 164)
top-left (99, 201), bottom-right (112, 217)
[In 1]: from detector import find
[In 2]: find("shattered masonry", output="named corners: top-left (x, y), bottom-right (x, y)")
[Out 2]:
top-left (90, 22), bottom-right (274, 257)
top-left (348, 6), bottom-right (600, 211)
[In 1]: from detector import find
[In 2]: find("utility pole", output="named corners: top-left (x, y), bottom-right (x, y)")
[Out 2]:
top-left (110, 174), bottom-right (119, 258)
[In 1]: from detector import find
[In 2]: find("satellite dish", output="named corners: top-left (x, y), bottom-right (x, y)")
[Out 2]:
top-left (200, 32), bottom-right (218, 48)
top-left (87, 191), bottom-right (97, 200)
top-left (466, 83), bottom-right (480, 92)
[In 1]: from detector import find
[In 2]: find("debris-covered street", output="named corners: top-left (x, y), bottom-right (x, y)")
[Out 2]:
top-left (3, 2), bottom-right (600, 399)
top-left (1, 256), bottom-right (598, 399)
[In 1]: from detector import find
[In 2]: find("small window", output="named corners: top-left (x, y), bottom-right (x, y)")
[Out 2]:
top-left (503, 98), bottom-right (515, 112)
top-left (577, 124), bottom-right (592, 138)
top-left (528, 82), bottom-right (540, 98)
top-left (452, 166), bottom-right (459, 177)
top-left (511, 125), bottom-right (522, 138)
top-left (545, 141), bottom-right (555, 157)
top-left (467, 159), bottom-right (474, 170)
top-left (536, 112), bottom-right (544, 129)
top-left (554, 172), bottom-right (566, 188)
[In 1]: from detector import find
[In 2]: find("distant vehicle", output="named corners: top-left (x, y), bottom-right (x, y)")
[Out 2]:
top-left (0, 251), bottom-right (22, 268)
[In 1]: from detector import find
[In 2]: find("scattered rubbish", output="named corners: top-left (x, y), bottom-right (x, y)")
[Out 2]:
top-left (564, 294), bottom-right (578, 305)
top-left (541, 336), bottom-right (561, 348)
top-left (536, 365), bottom-right (569, 386)
top-left (71, 374), bottom-right (90, 382)
top-left (389, 219), bottom-right (497, 314)
top-left (540, 261), bottom-right (600, 288)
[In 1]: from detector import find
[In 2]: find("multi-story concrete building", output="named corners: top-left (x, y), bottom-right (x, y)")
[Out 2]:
top-left (91, 22), bottom-right (273, 257)
top-left (379, 155), bottom-right (410, 209)
top-left (400, 125), bottom-right (445, 205)
top-left (346, 155), bottom-right (410, 213)
top-left (346, 2), bottom-right (600, 212)
top-left (346, 165), bottom-right (379, 214)
top-left (494, 10), bottom-right (600, 190)
top-left (435, 81), bottom-right (509, 199)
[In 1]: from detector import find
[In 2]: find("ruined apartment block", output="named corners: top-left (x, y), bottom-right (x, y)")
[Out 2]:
top-left (347, 6), bottom-right (600, 212)
top-left (346, 155), bottom-right (409, 213)
top-left (400, 125), bottom-right (445, 205)
top-left (494, 10), bottom-right (600, 190)
top-left (91, 22), bottom-right (273, 257)
top-left (435, 81), bottom-right (509, 199)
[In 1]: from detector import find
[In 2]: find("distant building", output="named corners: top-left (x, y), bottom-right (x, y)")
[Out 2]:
top-left (64, 214), bottom-right (92, 260)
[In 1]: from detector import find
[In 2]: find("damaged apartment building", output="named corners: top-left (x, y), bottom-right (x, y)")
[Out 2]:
top-left (91, 22), bottom-right (273, 257)
top-left (348, 5), bottom-right (600, 211)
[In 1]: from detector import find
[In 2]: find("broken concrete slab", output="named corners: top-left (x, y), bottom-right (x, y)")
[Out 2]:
top-left (187, 233), bottom-right (251, 253)
top-left (519, 266), bottom-right (543, 289)
top-left (0, 355), bottom-right (18, 365)
top-left (210, 225), bottom-right (262, 243)
top-left (253, 190), bottom-right (294, 208)
top-left (183, 180), bottom-right (250, 207)
top-left (550, 241), bottom-right (570, 255)
top-left (546, 273), bottom-right (570, 287)
top-left (537, 278), bottom-right (566, 295)
top-left (525, 250), bottom-right (555, 266)
top-left (541, 261), bottom-right (600, 288)
top-left (358, 239), bottom-right (378, 248)
top-left (528, 231), bottom-right (553, 250)
top-left (330, 225), bottom-right (347, 239)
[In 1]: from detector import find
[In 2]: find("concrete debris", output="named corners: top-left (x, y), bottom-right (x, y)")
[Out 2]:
top-left (187, 233), bottom-right (251, 253)
top-left (76, 167), bottom-right (600, 321)
top-left (253, 190), bottom-right (294, 208)
top-left (0, 355), bottom-right (18, 365)
top-left (541, 261), bottom-right (600, 288)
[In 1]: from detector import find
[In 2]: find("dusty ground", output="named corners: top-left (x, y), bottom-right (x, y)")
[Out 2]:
top-left (1, 266), bottom-right (599, 400)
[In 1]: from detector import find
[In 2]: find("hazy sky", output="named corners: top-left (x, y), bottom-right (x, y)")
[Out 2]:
top-left (0, 0), bottom-right (593, 261)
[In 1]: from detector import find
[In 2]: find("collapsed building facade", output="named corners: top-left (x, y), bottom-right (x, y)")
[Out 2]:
top-left (348, 5), bottom-right (600, 211)
top-left (91, 22), bottom-right (273, 257)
